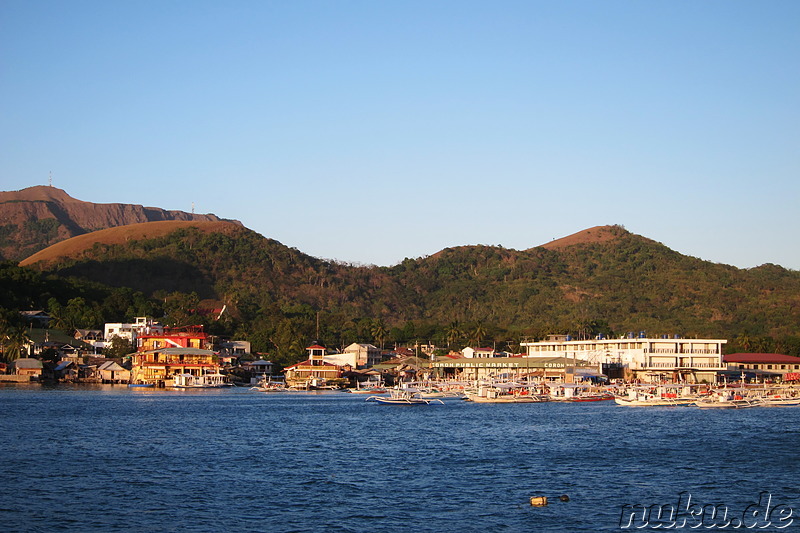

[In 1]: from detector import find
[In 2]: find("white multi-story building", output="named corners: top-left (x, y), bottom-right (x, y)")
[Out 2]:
top-left (104, 317), bottom-right (163, 347)
top-left (521, 334), bottom-right (727, 383)
top-left (325, 343), bottom-right (383, 368)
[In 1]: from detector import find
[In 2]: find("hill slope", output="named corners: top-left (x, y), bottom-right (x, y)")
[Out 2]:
top-left (0, 186), bottom-right (239, 261)
top-left (19, 222), bottom-right (800, 341)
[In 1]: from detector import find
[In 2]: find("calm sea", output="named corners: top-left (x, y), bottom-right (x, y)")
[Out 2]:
top-left (1, 385), bottom-right (798, 532)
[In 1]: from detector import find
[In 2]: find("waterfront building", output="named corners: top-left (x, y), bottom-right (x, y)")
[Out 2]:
top-left (12, 358), bottom-right (43, 380)
top-left (723, 353), bottom-right (800, 381)
top-left (431, 355), bottom-right (601, 382)
top-left (240, 359), bottom-right (274, 384)
top-left (283, 344), bottom-right (344, 389)
top-left (97, 361), bottom-right (131, 383)
top-left (520, 334), bottom-right (727, 383)
top-left (326, 343), bottom-right (382, 368)
top-left (130, 325), bottom-right (219, 386)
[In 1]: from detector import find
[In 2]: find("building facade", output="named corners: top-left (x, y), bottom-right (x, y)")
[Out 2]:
top-left (283, 344), bottom-right (344, 389)
top-left (104, 317), bottom-right (163, 349)
top-left (521, 334), bottom-right (727, 382)
top-left (130, 326), bottom-right (219, 386)
top-left (724, 353), bottom-right (800, 381)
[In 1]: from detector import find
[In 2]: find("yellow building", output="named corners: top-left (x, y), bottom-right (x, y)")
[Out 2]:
top-left (129, 326), bottom-right (220, 387)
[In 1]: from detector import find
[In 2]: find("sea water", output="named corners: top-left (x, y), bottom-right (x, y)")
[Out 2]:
top-left (1, 385), bottom-right (798, 532)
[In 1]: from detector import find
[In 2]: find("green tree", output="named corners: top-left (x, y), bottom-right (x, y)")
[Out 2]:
top-left (370, 319), bottom-right (388, 349)
top-left (3, 326), bottom-right (31, 361)
top-left (104, 336), bottom-right (134, 358)
top-left (446, 322), bottom-right (464, 349)
top-left (469, 323), bottom-right (487, 347)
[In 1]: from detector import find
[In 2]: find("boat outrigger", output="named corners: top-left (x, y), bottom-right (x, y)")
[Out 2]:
top-left (366, 389), bottom-right (444, 405)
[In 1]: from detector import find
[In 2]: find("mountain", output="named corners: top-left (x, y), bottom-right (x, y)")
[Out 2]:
top-left (0, 186), bottom-right (240, 261)
top-left (18, 221), bottom-right (800, 344)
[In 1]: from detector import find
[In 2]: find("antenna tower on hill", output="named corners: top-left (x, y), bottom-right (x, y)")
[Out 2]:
top-left (49, 171), bottom-right (52, 187)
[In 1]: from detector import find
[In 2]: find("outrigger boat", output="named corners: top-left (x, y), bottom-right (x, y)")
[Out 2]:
top-left (613, 385), bottom-right (698, 407)
top-left (366, 389), bottom-right (444, 405)
top-left (464, 382), bottom-right (549, 403)
top-left (173, 372), bottom-right (232, 388)
top-left (694, 389), bottom-right (764, 409)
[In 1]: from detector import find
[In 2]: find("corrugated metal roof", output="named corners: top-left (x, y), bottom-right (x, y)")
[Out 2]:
top-left (724, 353), bottom-right (800, 364)
top-left (14, 358), bottom-right (43, 369)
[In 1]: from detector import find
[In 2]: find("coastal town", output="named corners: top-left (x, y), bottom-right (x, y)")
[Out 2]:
top-left (3, 311), bottom-right (800, 407)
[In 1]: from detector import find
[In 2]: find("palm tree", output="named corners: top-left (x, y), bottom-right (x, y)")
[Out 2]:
top-left (4, 326), bottom-right (31, 361)
top-left (370, 319), bottom-right (388, 349)
top-left (734, 333), bottom-right (752, 352)
top-left (469, 323), bottom-right (487, 347)
top-left (446, 322), bottom-right (464, 349)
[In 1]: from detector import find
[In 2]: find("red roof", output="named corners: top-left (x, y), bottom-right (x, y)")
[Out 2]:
top-left (724, 353), bottom-right (800, 364)
top-left (284, 359), bottom-right (340, 370)
top-left (306, 345), bottom-right (326, 350)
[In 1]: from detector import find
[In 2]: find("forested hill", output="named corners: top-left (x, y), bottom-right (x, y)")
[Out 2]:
top-left (16, 222), bottom-right (800, 354)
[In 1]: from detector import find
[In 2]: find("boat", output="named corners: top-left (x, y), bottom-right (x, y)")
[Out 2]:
top-left (745, 388), bottom-right (800, 407)
top-left (614, 396), bottom-right (695, 407)
top-left (464, 383), bottom-right (549, 403)
top-left (345, 379), bottom-right (388, 394)
top-left (172, 372), bottom-right (232, 388)
top-left (694, 390), bottom-right (765, 409)
top-left (417, 388), bottom-right (465, 400)
top-left (613, 385), bottom-right (697, 407)
top-left (763, 397), bottom-right (800, 407)
top-left (347, 387), bottom-right (388, 394)
top-left (365, 389), bottom-right (444, 405)
top-left (547, 382), bottom-right (614, 402)
top-left (127, 382), bottom-right (155, 388)
top-left (250, 376), bottom-right (290, 392)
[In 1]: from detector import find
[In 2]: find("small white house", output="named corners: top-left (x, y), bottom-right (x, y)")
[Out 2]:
top-left (462, 347), bottom-right (496, 358)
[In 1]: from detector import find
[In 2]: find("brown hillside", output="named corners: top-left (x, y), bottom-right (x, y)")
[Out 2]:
top-left (537, 225), bottom-right (623, 251)
top-left (0, 186), bottom-right (240, 261)
top-left (19, 220), bottom-right (243, 267)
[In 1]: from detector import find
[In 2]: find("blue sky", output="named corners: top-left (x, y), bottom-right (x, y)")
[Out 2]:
top-left (2, 1), bottom-right (798, 269)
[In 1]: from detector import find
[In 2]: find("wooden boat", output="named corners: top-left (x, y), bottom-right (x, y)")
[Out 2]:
top-left (614, 384), bottom-right (700, 407)
top-left (366, 389), bottom-right (444, 405)
top-left (173, 372), bottom-right (232, 388)
top-left (694, 391), bottom-right (764, 409)
top-left (464, 384), bottom-right (549, 403)
top-left (763, 397), bottom-right (800, 407)
top-left (614, 396), bottom-right (695, 407)
top-left (417, 388), bottom-right (465, 400)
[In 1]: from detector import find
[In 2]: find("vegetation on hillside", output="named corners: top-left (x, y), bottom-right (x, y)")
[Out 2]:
top-left (7, 224), bottom-right (800, 366)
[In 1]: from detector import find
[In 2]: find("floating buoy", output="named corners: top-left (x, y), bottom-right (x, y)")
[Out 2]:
top-left (559, 494), bottom-right (570, 502)
top-left (530, 496), bottom-right (548, 507)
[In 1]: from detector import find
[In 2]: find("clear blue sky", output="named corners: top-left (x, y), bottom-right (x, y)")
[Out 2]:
top-left (2, 1), bottom-right (798, 269)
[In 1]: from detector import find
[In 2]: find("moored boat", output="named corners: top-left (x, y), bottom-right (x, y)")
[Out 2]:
top-left (366, 389), bottom-right (444, 405)
top-left (694, 390), bottom-right (764, 409)
top-left (173, 372), bottom-right (232, 388)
